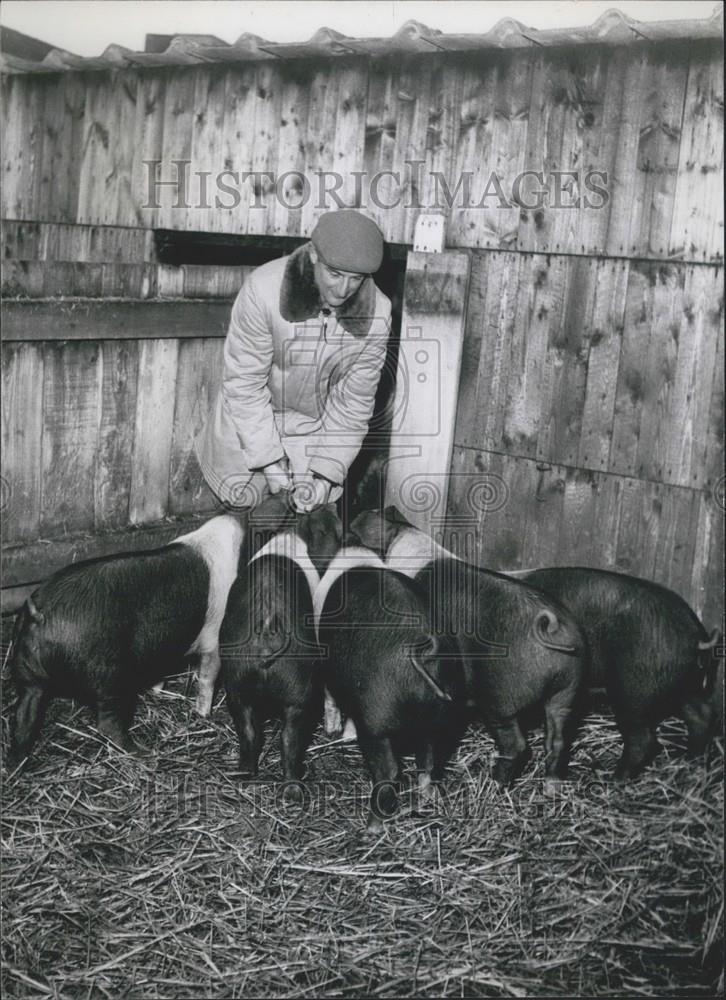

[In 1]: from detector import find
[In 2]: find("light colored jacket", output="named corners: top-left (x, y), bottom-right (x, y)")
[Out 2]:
top-left (195, 243), bottom-right (392, 507)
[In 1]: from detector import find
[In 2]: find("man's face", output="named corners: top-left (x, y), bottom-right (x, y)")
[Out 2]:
top-left (310, 248), bottom-right (366, 308)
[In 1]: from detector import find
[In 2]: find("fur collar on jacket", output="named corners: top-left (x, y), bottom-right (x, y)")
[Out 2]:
top-left (279, 243), bottom-right (377, 338)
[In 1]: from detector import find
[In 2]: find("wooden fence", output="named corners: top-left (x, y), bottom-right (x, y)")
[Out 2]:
top-left (1, 36), bottom-right (723, 626)
top-left (1, 41), bottom-right (722, 259)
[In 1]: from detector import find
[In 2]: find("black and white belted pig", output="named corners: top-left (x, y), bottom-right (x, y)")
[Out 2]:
top-left (349, 507), bottom-right (587, 785)
top-left (220, 507), bottom-right (342, 785)
top-left (314, 544), bottom-right (466, 831)
top-left (6, 515), bottom-right (245, 764)
top-left (508, 566), bottom-right (722, 779)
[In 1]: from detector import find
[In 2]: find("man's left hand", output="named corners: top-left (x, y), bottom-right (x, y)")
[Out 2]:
top-left (291, 475), bottom-right (331, 513)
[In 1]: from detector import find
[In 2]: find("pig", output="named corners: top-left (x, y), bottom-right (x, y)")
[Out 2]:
top-left (6, 515), bottom-right (245, 765)
top-left (510, 566), bottom-right (722, 778)
top-left (349, 507), bottom-right (587, 784)
top-left (220, 506), bottom-right (342, 786)
top-left (314, 545), bottom-right (466, 832)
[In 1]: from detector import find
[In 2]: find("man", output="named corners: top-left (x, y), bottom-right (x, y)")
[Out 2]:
top-left (195, 210), bottom-right (391, 513)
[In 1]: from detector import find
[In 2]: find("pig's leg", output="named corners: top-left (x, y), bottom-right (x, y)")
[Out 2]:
top-left (416, 743), bottom-right (435, 796)
top-left (9, 684), bottom-right (49, 764)
top-left (280, 704), bottom-right (316, 782)
top-left (323, 688), bottom-right (342, 735)
top-left (96, 693), bottom-right (138, 753)
top-left (488, 717), bottom-right (530, 785)
top-left (358, 732), bottom-right (400, 833)
top-left (614, 717), bottom-right (659, 779)
top-left (194, 647), bottom-right (220, 717)
top-left (679, 695), bottom-right (713, 758)
top-left (231, 703), bottom-right (263, 776)
top-left (543, 689), bottom-right (575, 781)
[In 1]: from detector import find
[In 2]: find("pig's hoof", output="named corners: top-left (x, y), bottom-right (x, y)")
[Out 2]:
top-left (364, 814), bottom-right (385, 837)
top-left (281, 781), bottom-right (307, 808)
top-left (492, 757), bottom-right (524, 786)
top-left (370, 781), bottom-right (399, 820)
top-left (194, 696), bottom-right (213, 718)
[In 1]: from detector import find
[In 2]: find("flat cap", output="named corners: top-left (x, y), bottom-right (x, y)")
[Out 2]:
top-left (311, 210), bottom-right (384, 274)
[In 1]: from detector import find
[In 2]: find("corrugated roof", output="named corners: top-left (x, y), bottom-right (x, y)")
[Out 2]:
top-left (1, 7), bottom-right (722, 74)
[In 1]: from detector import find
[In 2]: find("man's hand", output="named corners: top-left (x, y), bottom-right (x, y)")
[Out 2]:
top-left (262, 459), bottom-right (293, 495)
top-left (291, 474), bottom-right (331, 513)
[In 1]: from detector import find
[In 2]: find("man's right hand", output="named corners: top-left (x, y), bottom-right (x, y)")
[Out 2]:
top-left (262, 459), bottom-right (293, 495)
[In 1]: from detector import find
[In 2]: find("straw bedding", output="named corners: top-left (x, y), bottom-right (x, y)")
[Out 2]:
top-left (1, 645), bottom-right (722, 998)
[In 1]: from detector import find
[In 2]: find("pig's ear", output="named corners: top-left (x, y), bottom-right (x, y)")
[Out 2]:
top-left (384, 505), bottom-right (411, 527)
top-left (26, 596), bottom-right (45, 625)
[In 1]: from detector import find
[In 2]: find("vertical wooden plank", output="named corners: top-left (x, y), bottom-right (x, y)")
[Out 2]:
top-left (388, 53), bottom-right (433, 246)
top-left (420, 55), bottom-right (461, 240)
top-left (189, 66), bottom-right (227, 234)
top-left (18, 74), bottom-right (47, 222)
top-left (609, 260), bottom-right (654, 477)
top-left (129, 339), bottom-right (179, 524)
top-left (168, 339), bottom-right (224, 516)
top-left (556, 466), bottom-right (599, 565)
top-left (449, 54), bottom-right (499, 250)
top-left (40, 342), bottom-right (101, 536)
top-left (476, 50), bottom-right (533, 251)
top-left (1, 344), bottom-right (44, 544)
top-left (662, 264), bottom-right (721, 488)
top-left (95, 340), bottom-right (139, 529)
top-left (604, 47), bottom-right (651, 257)
top-left (669, 41), bottom-right (724, 263)
top-left (577, 258), bottom-right (629, 472)
top-left (692, 490), bottom-right (725, 627)
top-left (634, 261), bottom-right (684, 482)
top-left (574, 46), bottom-right (621, 256)
top-left (534, 254), bottom-right (585, 463)
top-left (386, 252), bottom-right (470, 531)
top-left (218, 65), bottom-right (257, 235)
top-left (331, 58), bottom-right (369, 212)
top-left (247, 61), bottom-right (283, 236)
top-left (703, 285), bottom-right (725, 491)
top-left (157, 69), bottom-right (197, 231)
top-left (1, 74), bottom-right (25, 218)
top-left (505, 253), bottom-right (569, 460)
top-left (300, 61), bottom-right (342, 236)
top-left (271, 61), bottom-right (313, 238)
top-left (452, 249), bottom-right (487, 448)
top-left (77, 73), bottom-right (114, 224)
top-left (637, 43), bottom-right (690, 258)
top-left (652, 483), bottom-right (700, 600)
top-left (520, 459), bottom-right (566, 568)
top-left (590, 472), bottom-right (626, 568)
top-left (130, 70), bottom-right (166, 229)
top-left (361, 55), bottom-right (397, 240)
top-left (614, 477), bottom-right (664, 580)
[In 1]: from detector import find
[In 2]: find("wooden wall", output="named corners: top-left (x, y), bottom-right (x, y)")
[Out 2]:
top-left (0, 221), bottom-right (246, 611)
top-left (1, 38), bottom-right (723, 626)
top-left (446, 250), bottom-right (723, 626)
top-left (1, 41), bottom-right (722, 260)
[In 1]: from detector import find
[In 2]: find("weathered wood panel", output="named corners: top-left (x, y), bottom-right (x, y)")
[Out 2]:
top-left (1, 300), bottom-right (231, 341)
top-left (3, 44), bottom-right (721, 260)
top-left (40, 341), bottom-right (101, 536)
top-left (168, 338), bottom-right (224, 517)
top-left (1, 343), bottom-right (44, 544)
top-left (448, 445), bottom-right (723, 628)
top-left (128, 338), bottom-right (179, 523)
top-left (453, 250), bottom-right (723, 492)
top-left (95, 340), bottom-right (138, 529)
